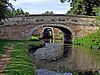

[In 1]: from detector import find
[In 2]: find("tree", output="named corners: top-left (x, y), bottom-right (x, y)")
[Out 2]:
top-left (42, 11), bottom-right (54, 15)
top-left (93, 7), bottom-right (100, 16)
top-left (0, 0), bottom-right (13, 22)
top-left (60, 0), bottom-right (100, 16)
top-left (67, 0), bottom-right (85, 15)
top-left (83, 0), bottom-right (100, 16)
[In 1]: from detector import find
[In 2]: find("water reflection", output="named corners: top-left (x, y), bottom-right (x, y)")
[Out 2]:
top-left (43, 38), bottom-right (53, 43)
top-left (71, 46), bottom-right (100, 71)
top-left (42, 38), bottom-right (64, 43)
top-left (63, 44), bottom-right (72, 57)
top-left (30, 39), bottom-right (100, 75)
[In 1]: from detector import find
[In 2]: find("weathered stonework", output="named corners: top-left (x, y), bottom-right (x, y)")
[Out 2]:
top-left (0, 14), bottom-right (99, 40)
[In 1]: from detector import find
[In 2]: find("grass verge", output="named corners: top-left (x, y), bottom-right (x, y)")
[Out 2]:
top-left (0, 40), bottom-right (43, 75)
top-left (0, 40), bottom-right (11, 57)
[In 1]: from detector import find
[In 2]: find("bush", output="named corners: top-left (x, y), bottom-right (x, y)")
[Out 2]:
top-left (73, 29), bottom-right (100, 49)
top-left (30, 36), bottom-right (39, 41)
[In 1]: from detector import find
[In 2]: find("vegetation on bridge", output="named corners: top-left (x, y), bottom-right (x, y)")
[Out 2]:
top-left (73, 29), bottom-right (100, 50)
top-left (0, 40), bottom-right (44, 75)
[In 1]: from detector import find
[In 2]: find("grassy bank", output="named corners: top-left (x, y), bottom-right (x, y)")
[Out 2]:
top-left (73, 29), bottom-right (100, 49)
top-left (0, 40), bottom-right (11, 57)
top-left (0, 40), bottom-right (43, 75)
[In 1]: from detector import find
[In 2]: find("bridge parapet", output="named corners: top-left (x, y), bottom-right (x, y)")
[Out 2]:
top-left (0, 14), bottom-right (99, 26)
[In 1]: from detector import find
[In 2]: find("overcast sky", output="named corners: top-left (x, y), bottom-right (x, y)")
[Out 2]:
top-left (9, 0), bottom-right (70, 14)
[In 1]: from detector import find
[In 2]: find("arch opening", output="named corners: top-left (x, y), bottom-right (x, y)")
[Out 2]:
top-left (45, 26), bottom-right (72, 43)
top-left (29, 24), bottom-right (72, 43)
top-left (42, 27), bottom-right (53, 39)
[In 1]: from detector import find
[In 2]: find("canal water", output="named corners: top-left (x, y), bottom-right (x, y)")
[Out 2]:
top-left (30, 39), bottom-right (100, 75)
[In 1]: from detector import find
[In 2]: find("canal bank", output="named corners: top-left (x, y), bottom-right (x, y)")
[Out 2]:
top-left (0, 40), bottom-right (99, 75)
top-left (0, 40), bottom-right (44, 75)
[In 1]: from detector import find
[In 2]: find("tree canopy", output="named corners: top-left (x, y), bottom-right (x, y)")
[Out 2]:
top-left (0, 0), bottom-right (29, 23)
top-left (60, 0), bottom-right (100, 16)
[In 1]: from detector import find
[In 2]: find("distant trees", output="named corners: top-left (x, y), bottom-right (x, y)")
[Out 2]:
top-left (7, 8), bottom-right (29, 17)
top-left (42, 11), bottom-right (54, 15)
top-left (60, 0), bottom-right (100, 16)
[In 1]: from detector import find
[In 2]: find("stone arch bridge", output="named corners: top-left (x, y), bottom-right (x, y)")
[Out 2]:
top-left (0, 14), bottom-right (99, 42)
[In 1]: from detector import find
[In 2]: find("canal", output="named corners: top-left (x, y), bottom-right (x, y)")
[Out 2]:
top-left (30, 39), bottom-right (100, 75)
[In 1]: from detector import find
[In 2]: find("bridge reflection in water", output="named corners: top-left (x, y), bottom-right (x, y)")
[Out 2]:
top-left (30, 39), bottom-right (100, 75)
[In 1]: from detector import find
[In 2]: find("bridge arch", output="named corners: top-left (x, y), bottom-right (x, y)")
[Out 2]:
top-left (28, 24), bottom-right (72, 43)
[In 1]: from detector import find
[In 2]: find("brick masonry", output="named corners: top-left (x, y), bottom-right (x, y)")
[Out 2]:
top-left (0, 15), bottom-right (99, 40)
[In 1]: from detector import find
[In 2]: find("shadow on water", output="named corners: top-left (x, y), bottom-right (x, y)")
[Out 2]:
top-left (29, 38), bottom-right (100, 75)
top-left (43, 38), bottom-right (53, 43)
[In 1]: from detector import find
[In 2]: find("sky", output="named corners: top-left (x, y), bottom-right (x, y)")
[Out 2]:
top-left (9, 0), bottom-right (70, 14)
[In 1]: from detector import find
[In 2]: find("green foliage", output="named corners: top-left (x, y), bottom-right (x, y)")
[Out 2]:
top-left (0, 40), bottom-right (11, 57)
top-left (42, 11), bottom-right (54, 15)
top-left (67, 0), bottom-right (85, 15)
top-left (93, 7), bottom-right (100, 16)
top-left (7, 8), bottom-right (29, 18)
top-left (73, 29), bottom-right (100, 49)
top-left (4, 43), bottom-right (35, 75)
top-left (61, 0), bottom-right (100, 16)
top-left (31, 36), bottom-right (39, 41)
top-left (0, 0), bottom-right (29, 22)
top-left (0, 0), bottom-right (13, 21)
top-left (95, 16), bottom-right (100, 20)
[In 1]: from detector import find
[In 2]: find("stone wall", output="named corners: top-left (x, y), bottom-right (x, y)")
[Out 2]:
top-left (0, 24), bottom-right (99, 40)
top-left (0, 24), bottom-right (38, 40)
